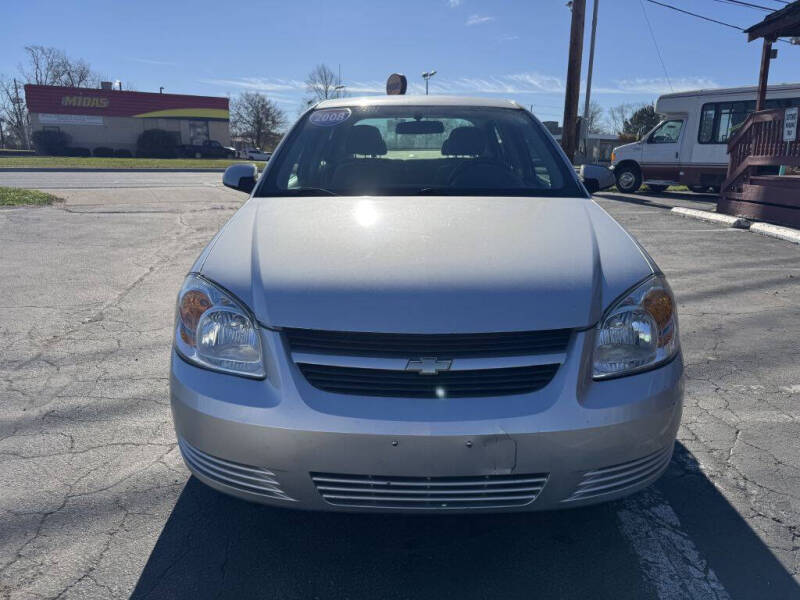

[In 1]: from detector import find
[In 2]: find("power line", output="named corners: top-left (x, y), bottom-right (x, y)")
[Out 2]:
top-left (646, 0), bottom-right (797, 43)
top-left (646, 0), bottom-right (744, 31)
top-left (639, 0), bottom-right (673, 91)
top-left (707, 0), bottom-right (774, 11)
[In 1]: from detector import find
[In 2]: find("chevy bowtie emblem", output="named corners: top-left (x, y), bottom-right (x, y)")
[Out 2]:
top-left (405, 357), bottom-right (452, 375)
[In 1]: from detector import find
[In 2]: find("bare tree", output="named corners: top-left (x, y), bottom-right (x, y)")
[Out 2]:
top-left (231, 92), bottom-right (287, 150)
top-left (607, 103), bottom-right (636, 136)
top-left (304, 63), bottom-right (344, 105)
top-left (608, 102), bottom-right (659, 140)
top-left (1, 46), bottom-right (102, 149)
top-left (60, 57), bottom-right (95, 87)
top-left (19, 45), bottom-right (100, 88)
top-left (585, 100), bottom-right (606, 134)
top-left (0, 77), bottom-right (30, 148)
top-left (20, 46), bottom-right (64, 86)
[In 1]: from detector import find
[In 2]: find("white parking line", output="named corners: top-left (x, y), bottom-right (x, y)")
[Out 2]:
top-left (617, 488), bottom-right (731, 600)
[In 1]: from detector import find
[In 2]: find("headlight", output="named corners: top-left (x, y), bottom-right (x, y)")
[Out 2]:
top-left (592, 274), bottom-right (679, 379)
top-left (174, 274), bottom-right (265, 378)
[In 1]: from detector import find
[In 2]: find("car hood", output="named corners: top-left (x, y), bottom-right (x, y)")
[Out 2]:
top-left (612, 140), bottom-right (642, 157)
top-left (197, 196), bottom-right (654, 333)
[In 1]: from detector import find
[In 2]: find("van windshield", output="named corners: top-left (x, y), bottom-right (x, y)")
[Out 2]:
top-left (257, 105), bottom-right (583, 197)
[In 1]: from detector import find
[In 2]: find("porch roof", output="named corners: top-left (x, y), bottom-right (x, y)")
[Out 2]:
top-left (744, 1), bottom-right (800, 42)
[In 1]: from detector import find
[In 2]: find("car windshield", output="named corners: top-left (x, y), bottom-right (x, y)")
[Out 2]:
top-left (257, 105), bottom-right (583, 197)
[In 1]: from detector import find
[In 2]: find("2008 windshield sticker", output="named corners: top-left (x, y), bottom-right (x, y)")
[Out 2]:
top-left (309, 108), bottom-right (351, 126)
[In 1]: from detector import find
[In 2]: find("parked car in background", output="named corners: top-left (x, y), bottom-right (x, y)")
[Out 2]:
top-left (610, 82), bottom-right (800, 194)
top-left (171, 95), bottom-right (683, 513)
top-left (241, 147), bottom-right (272, 161)
top-left (177, 139), bottom-right (236, 159)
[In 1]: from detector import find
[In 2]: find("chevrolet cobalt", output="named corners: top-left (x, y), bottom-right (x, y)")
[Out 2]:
top-left (171, 96), bottom-right (682, 512)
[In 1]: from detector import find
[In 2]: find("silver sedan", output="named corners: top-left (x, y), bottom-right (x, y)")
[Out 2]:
top-left (170, 95), bottom-right (682, 512)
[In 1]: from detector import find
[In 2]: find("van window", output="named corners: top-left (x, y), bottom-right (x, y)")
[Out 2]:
top-left (648, 120), bottom-right (683, 144)
top-left (698, 98), bottom-right (800, 144)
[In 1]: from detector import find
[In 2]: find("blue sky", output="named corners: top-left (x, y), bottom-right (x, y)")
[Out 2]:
top-left (2, 0), bottom-right (798, 126)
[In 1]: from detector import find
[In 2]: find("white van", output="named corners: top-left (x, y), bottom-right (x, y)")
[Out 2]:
top-left (610, 83), bottom-right (800, 193)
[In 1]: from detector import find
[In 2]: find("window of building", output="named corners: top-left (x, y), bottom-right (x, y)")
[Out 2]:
top-left (189, 121), bottom-right (210, 145)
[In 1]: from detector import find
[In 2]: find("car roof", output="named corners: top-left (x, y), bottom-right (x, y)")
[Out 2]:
top-left (314, 95), bottom-right (524, 110)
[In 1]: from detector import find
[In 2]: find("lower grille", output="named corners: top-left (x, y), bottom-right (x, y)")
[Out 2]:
top-left (311, 472), bottom-right (548, 509)
top-left (298, 363), bottom-right (560, 398)
top-left (178, 438), bottom-right (296, 502)
top-left (563, 445), bottom-right (673, 503)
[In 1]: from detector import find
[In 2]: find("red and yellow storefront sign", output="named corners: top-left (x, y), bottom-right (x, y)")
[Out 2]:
top-left (25, 85), bottom-right (229, 120)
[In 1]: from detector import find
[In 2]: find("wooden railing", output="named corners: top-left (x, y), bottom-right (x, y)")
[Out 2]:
top-left (723, 108), bottom-right (800, 192)
top-left (719, 107), bottom-right (800, 227)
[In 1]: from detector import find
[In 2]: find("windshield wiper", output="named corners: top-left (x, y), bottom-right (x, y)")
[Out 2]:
top-left (417, 187), bottom-right (457, 195)
top-left (271, 187), bottom-right (339, 196)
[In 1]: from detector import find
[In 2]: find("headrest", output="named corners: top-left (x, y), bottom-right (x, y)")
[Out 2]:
top-left (442, 127), bottom-right (486, 156)
top-left (346, 125), bottom-right (387, 156)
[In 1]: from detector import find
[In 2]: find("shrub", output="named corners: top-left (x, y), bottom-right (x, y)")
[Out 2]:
top-left (64, 147), bottom-right (91, 157)
top-left (113, 148), bottom-right (133, 158)
top-left (136, 129), bottom-right (179, 158)
top-left (92, 146), bottom-right (115, 157)
top-left (31, 130), bottom-right (72, 155)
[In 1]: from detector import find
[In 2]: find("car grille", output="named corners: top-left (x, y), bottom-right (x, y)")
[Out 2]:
top-left (283, 328), bottom-right (571, 358)
top-left (178, 437), bottom-right (296, 502)
top-left (298, 363), bottom-right (560, 398)
top-left (563, 445), bottom-right (673, 503)
top-left (311, 472), bottom-right (549, 509)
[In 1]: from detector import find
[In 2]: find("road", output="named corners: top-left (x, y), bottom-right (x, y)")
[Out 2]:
top-left (0, 174), bottom-right (798, 599)
top-left (0, 170), bottom-right (220, 189)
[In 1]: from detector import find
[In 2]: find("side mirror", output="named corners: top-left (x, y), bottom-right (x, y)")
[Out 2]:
top-left (579, 164), bottom-right (615, 194)
top-left (223, 163), bottom-right (258, 193)
top-left (583, 178), bottom-right (600, 194)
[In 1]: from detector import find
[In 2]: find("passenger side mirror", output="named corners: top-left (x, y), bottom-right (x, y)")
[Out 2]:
top-left (579, 164), bottom-right (615, 194)
top-left (223, 163), bottom-right (258, 193)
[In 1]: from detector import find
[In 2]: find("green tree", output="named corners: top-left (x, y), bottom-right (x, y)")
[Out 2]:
top-left (623, 104), bottom-right (660, 139)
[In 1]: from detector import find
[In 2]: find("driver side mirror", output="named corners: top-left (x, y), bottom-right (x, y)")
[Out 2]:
top-left (223, 163), bottom-right (258, 193)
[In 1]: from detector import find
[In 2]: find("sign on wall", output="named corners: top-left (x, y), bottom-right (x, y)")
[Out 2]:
top-left (784, 107), bottom-right (798, 142)
top-left (39, 113), bottom-right (104, 126)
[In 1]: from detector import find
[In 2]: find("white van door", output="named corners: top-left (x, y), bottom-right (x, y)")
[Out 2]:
top-left (640, 118), bottom-right (685, 187)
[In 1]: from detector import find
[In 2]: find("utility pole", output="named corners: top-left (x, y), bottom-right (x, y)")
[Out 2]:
top-left (582, 0), bottom-right (599, 159)
top-left (0, 117), bottom-right (5, 149)
top-left (561, 0), bottom-right (586, 163)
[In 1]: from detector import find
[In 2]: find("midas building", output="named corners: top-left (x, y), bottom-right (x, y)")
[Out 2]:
top-left (24, 84), bottom-right (230, 153)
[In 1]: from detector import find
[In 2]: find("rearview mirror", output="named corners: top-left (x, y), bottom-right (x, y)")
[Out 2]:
top-left (223, 163), bottom-right (258, 193)
top-left (396, 120), bottom-right (445, 135)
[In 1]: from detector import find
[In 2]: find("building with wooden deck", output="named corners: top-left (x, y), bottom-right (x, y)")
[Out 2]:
top-left (718, 1), bottom-right (800, 228)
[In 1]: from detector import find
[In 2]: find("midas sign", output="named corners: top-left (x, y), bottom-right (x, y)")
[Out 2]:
top-left (61, 96), bottom-right (109, 108)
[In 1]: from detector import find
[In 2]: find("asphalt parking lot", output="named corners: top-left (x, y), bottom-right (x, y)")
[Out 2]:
top-left (0, 173), bottom-right (798, 599)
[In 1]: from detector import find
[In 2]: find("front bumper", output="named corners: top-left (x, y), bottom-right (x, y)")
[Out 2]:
top-left (170, 329), bottom-right (683, 512)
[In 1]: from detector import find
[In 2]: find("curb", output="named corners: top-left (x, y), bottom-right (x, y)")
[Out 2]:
top-left (670, 207), bottom-right (751, 229)
top-left (0, 168), bottom-right (227, 173)
top-left (750, 222), bottom-right (800, 244)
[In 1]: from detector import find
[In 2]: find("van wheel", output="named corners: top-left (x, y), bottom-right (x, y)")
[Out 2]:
top-left (689, 185), bottom-right (708, 194)
top-left (615, 165), bottom-right (641, 193)
top-left (648, 184), bottom-right (668, 193)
